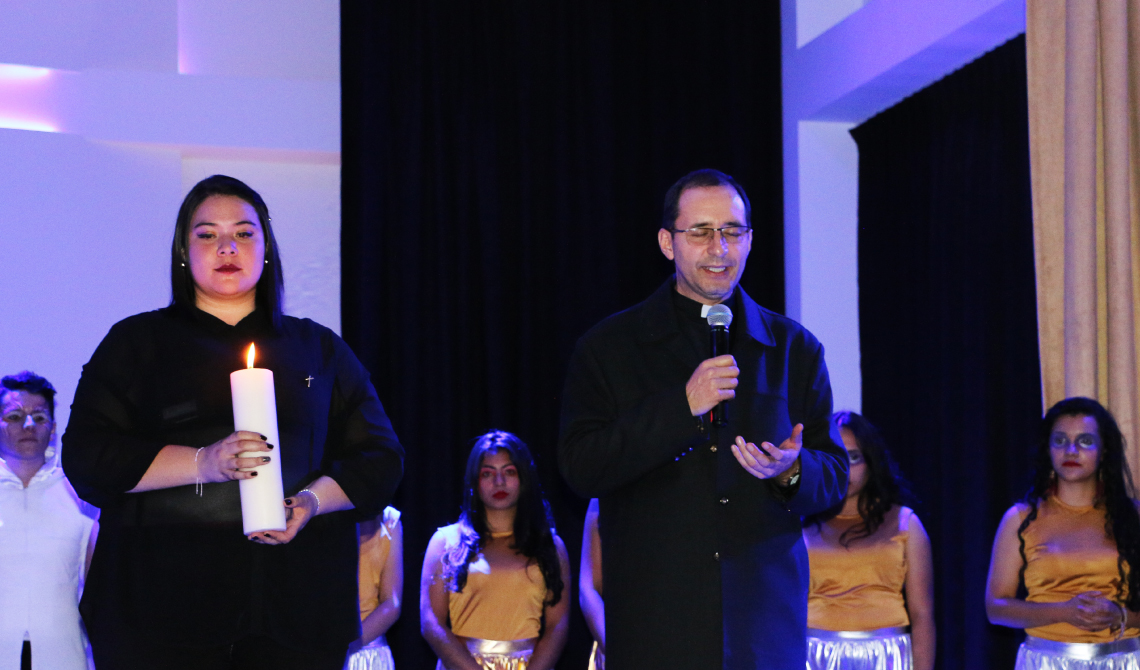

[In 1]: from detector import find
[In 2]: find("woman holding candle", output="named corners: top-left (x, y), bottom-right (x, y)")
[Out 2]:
top-left (62, 175), bottom-right (404, 669)
top-left (420, 430), bottom-right (570, 670)
top-left (986, 397), bottom-right (1140, 668)
top-left (803, 411), bottom-right (935, 670)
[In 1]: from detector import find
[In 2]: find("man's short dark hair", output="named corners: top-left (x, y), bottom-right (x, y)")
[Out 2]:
top-left (1, 371), bottom-right (57, 418)
top-left (661, 168), bottom-right (752, 230)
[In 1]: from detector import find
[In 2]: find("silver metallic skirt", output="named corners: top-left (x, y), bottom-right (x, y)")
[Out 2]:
top-left (588, 640), bottom-right (605, 670)
top-left (346, 635), bottom-right (394, 670)
top-left (806, 627), bottom-right (912, 670)
top-left (1015, 636), bottom-right (1140, 670)
top-left (436, 637), bottom-right (538, 670)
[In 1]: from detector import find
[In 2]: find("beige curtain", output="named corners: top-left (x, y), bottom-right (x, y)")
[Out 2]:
top-left (1028, 0), bottom-right (1140, 482)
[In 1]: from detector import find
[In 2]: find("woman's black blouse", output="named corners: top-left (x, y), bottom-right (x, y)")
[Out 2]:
top-left (62, 303), bottom-right (404, 652)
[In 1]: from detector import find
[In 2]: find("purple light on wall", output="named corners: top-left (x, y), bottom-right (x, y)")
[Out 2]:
top-left (0, 65), bottom-right (52, 80)
top-left (176, 2), bottom-right (196, 74)
top-left (177, 44), bottom-right (195, 74)
top-left (0, 118), bottom-right (57, 133)
top-left (0, 63), bottom-right (61, 133)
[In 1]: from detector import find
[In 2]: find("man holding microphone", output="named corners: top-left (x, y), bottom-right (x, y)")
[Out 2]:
top-left (559, 169), bottom-right (849, 669)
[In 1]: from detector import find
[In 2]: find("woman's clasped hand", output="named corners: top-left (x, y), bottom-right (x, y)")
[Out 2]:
top-left (195, 430), bottom-right (273, 482)
top-left (1064, 591), bottom-right (1125, 632)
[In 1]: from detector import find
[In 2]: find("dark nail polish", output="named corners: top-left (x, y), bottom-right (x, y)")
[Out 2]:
top-left (250, 471), bottom-right (258, 477)
top-left (267, 444), bottom-right (275, 450)
top-left (261, 457), bottom-right (271, 463)
top-left (260, 434), bottom-right (267, 440)
top-left (285, 498), bottom-right (293, 505)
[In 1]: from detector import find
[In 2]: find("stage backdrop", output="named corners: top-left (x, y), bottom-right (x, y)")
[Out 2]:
top-left (852, 35), bottom-right (1040, 670)
top-left (341, 2), bottom-right (783, 668)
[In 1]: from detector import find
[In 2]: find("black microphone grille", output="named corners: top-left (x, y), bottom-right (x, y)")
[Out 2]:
top-left (706, 304), bottom-right (733, 328)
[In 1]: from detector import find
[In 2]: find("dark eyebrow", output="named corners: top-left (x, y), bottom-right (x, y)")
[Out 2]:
top-left (192, 220), bottom-right (259, 229)
top-left (686, 222), bottom-right (747, 229)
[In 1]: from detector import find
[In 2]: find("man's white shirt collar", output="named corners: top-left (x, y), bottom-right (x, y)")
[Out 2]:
top-left (0, 445), bottom-right (61, 489)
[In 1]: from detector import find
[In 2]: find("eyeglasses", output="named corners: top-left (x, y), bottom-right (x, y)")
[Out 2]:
top-left (2, 410), bottom-right (52, 427)
top-left (669, 225), bottom-right (752, 245)
top-left (1049, 432), bottom-right (1099, 450)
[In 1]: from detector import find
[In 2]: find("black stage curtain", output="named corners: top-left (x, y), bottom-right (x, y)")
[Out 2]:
top-left (341, 3), bottom-right (782, 668)
top-left (852, 35), bottom-right (1040, 670)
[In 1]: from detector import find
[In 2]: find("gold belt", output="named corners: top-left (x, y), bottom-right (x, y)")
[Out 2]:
top-left (462, 637), bottom-right (538, 655)
top-left (1025, 635), bottom-right (1140, 660)
top-left (807, 626), bottom-right (909, 641)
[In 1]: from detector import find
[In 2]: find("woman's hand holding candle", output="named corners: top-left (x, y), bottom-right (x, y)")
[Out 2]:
top-left (250, 493), bottom-right (316, 545)
top-left (197, 431), bottom-right (274, 482)
top-left (250, 475), bottom-right (355, 545)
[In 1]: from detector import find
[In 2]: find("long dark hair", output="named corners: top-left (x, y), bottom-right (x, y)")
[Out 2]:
top-left (1016, 397), bottom-right (1140, 610)
top-left (806, 411), bottom-right (914, 546)
top-left (170, 175), bottom-right (284, 329)
top-left (442, 430), bottom-right (564, 606)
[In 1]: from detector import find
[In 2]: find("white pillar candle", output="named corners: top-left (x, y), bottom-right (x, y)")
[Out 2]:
top-left (229, 344), bottom-right (287, 534)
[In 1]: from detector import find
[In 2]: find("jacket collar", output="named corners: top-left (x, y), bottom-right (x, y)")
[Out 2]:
top-left (169, 301), bottom-right (273, 338)
top-left (0, 445), bottom-right (63, 490)
top-left (636, 276), bottom-right (776, 347)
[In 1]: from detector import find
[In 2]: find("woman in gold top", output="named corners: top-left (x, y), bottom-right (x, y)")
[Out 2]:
top-left (420, 431), bottom-right (570, 670)
top-left (579, 498), bottom-right (604, 670)
top-left (803, 411), bottom-right (935, 670)
top-left (987, 397), bottom-right (1140, 668)
top-left (345, 506), bottom-right (403, 670)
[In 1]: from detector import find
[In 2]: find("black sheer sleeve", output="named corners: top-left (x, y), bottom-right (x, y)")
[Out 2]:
top-left (321, 333), bottom-right (404, 519)
top-left (63, 318), bottom-right (165, 508)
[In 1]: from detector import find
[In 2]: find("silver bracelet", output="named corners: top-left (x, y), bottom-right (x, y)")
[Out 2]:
top-left (194, 446), bottom-right (207, 497)
top-left (298, 488), bottom-right (320, 516)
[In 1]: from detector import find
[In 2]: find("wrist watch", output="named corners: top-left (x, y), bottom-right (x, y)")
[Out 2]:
top-left (779, 460), bottom-right (802, 487)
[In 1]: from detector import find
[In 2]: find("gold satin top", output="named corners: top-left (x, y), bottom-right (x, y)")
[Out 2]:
top-left (1021, 496), bottom-right (1138, 642)
top-left (443, 526), bottom-right (547, 641)
top-left (358, 506), bottom-right (401, 621)
top-left (805, 506), bottom-right (912, 631)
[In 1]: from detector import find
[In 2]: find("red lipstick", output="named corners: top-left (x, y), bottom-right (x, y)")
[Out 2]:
top-left (492, 491), bottom-right (509, 500)
top-left (216, 264), bottom-right (241, 274)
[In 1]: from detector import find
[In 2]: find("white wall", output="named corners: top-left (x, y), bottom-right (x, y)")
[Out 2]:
top-left (783, 0), bottom-right (1026, 411)
top-left (0, 0), bottom-right (340, 434)
top-left (798, 121), bottom-right (860, 412)
top-left (796, 0), bottom-right (866, 48)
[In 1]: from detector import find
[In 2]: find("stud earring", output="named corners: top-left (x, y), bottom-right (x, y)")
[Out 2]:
top-left (181, 262), bottom-right (186, 267)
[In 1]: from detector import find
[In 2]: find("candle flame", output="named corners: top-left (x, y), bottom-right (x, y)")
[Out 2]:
top-left (246, 343), bottom-right (256, 369)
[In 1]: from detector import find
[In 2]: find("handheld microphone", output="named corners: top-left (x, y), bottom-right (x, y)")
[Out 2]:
top-left (706, 304), bottom-right (733, 426)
